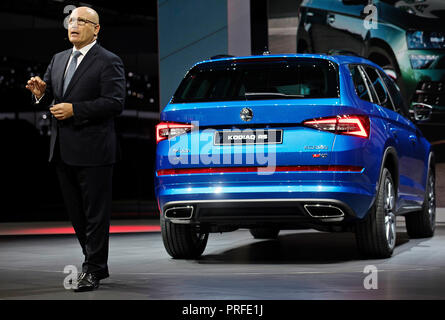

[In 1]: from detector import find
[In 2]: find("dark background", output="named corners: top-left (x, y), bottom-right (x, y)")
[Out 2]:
top-left (0, 0), bottom-right (160, 221)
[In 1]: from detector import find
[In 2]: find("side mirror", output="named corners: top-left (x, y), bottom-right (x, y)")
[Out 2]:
top-left (411, 103), bottom-right (433, 122)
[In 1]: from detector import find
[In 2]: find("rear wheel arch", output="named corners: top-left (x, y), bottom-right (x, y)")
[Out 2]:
top-left (380, 147), bottom-right (399, 195)
top-left (365, 146), bottom-right (399, 218)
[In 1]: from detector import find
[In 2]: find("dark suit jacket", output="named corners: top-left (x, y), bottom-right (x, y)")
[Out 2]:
top-left (39, 43), bottom-right (126, 166)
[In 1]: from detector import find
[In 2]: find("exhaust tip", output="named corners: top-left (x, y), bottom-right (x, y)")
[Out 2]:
top-left (304, 204), bottom-right (345, 218)
top-left (164, 206), bottom-right (194, 219)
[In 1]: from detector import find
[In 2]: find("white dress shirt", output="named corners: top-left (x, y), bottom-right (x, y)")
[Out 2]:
top-left (63, 40), bottom-right (97, 77)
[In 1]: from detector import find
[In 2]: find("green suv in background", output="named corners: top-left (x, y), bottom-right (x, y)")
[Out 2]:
top-left (297, 0), bottom-right (445, 148)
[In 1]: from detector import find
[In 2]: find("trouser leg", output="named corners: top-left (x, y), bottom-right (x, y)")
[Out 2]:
top-left (56, 162), bottom-right (113, 277)
top-left (56, 162), bottom-right (87, 255)
top-left (78, 165), bottom-right (113, 277)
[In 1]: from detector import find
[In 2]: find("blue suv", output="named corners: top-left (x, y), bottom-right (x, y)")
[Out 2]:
top-left (155, 54), bottom-right (436, 259)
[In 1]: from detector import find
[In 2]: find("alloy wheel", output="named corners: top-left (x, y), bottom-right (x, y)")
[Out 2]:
top-left (428, 174), bottom-right (436, 228)
top-left (384, 178), bottom-right (396, 250)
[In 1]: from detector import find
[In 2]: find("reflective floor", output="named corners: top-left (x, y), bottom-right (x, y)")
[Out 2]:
top-left (1, 210), bottom-right (445, 300)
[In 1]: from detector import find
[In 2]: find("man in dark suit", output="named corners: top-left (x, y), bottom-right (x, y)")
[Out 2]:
top-left (25, 6), bottom-right (125, 292)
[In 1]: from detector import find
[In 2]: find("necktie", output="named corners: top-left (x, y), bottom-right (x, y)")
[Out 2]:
top-left (63, 51), bottom-right (82, 95)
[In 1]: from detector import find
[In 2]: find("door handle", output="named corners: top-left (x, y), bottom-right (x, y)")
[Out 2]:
top-left (327, 14), bottom-right (335, 24)
top-left (409, 134), bottom-right (417, 143)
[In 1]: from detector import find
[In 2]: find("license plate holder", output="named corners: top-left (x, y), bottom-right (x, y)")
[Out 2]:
top-left (214, 129), bottom-right (283, 145)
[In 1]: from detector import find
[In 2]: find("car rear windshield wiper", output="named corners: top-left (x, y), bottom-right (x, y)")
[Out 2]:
top-left (245, 92), bottom-right (305, 99)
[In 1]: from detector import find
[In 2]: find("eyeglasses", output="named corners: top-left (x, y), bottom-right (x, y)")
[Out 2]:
top-left (68, 17), bottom-right (98, 26)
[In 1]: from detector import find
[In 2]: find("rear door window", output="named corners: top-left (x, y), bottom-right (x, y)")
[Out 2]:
top-left (348, 65), bottom-right (372, 103)
top-left (363, 66), bottom-right (395, 111)
top-left (378, 69), bottom-right (409, 117)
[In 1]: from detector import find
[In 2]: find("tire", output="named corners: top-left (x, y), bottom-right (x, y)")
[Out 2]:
top-left (249, 228), bottom-right (280, 239)
top-left (356, 168), bottom-right (397, 258)
top-left (405, 167), bottom-right (436, 238)
top-left (161, 218), bottom-right (209, 259)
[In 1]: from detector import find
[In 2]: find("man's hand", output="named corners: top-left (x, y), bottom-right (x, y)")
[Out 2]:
top-left (50, 103), bottom-right (74, 120)
top-left (25, 76), bottom-right (47, 99)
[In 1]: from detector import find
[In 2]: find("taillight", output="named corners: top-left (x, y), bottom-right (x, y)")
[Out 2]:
top-left (303, 115), bottom-right (370, 138)
top-left (156, 122), bottom-right (194, 143)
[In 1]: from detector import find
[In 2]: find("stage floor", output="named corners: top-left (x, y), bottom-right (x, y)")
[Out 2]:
top-left (1, 210), bottom-right (445, 300)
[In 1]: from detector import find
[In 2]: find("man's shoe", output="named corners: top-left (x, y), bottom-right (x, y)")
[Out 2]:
top-left (76, 271), bottom-right (108, 281)
top-left (68, 272), bottom-right (85, 285)
top-left (74, 272), bottom-right (99, 292)
top-left (94, 271), bottom-right (109, 281)
top-left (77, 272), bottom-right (86, 281)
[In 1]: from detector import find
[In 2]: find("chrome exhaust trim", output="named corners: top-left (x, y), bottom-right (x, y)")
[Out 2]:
top-left (304, 204), bottom-right (345, 220)
top-left (164, 206), bottom-right (194, 220)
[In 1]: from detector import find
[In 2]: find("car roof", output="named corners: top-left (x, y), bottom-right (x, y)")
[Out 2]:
top-left (193, 53), bottom-right (382, 70)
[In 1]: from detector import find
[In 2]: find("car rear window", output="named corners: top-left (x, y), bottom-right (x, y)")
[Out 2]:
top-left (172, 58), bottom-right (339, 103)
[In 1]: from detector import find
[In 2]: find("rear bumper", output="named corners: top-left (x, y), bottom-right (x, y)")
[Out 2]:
top-left (161, 198), bottom-right (355, 228)
top-left (155, 172), bottom-right (376, 224)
